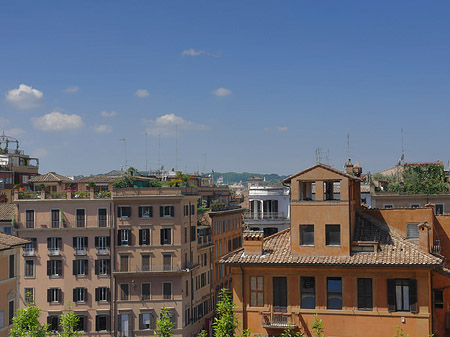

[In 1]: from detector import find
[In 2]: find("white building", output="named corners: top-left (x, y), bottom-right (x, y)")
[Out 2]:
top-left (243, 176), bottom-right (290, 236)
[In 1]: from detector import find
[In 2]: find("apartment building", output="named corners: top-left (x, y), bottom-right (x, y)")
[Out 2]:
top-left (221, 164), bottom-right (447, 337)
top-left (15, 189), bottom-right (114, 336)
top-left (0, 232), bottom-right (28, 337)
top-left (112, 187), bottom-right (214, 337)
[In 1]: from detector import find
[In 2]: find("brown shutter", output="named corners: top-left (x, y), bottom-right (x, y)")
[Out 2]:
top-left (409, 279), bottom-right (418, 313)
top-left (387, 279), bottom-right (395, 312)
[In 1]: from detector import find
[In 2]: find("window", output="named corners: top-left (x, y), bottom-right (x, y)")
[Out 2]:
top-left (139, 228), bottom-right (150, 245)
top-left (98, 208), bottom-right (107, 227)
top-left (73, 259), bottom-right (88, 276)
top-left (9, 254), bottom-right (14, 278)
top-left (139, 206), bottom-right (153, 218)
top-left (357, 278), bottom-right (373, 310)
top-left (76, 315), bottom-right (86, 331)
top-left (26, 210), bottom-right (35, 228)
top-left (142, 283), bottom-right (151, 300)
top-left (184, 205), bottom-right (188, 216)
top-left (95, 236), bottom-right (110, 254)
top-left (250, 276), bottom-right (264, 307)
top-left (8, 301), bottom-right (14, 325)
top-left (0, 310), bottom-right (4, 328)
top-left (118, 313), bottom-right (130, 336)
top-left (73, 236), bottom-right (88, 254)
top-left (434, 290), bottom-right (444, 309)
top-left (95, 259), bottom-right (110, 276)
top-left (300, 181), bottom-right (313, 200)
top-left (47, 237), bottom-right (62, 255)
top-left (326, 225), bottom-right (341, 246)
top-left (163, 282), bottom-right (172, 299)
top-left (160, 228), bottom-right (172, 245)
top-left (300, 225), bottom-right (314, 246)
top-left (190, 204), bottom-right (195, 215)
top-left (120, 255), bottom-right (129, 272)
top-left (140, 312), bottom-right (154, 330)
top-left (118, 206), bottom-right (131, 218)
top-left (384, 204), bottom-right (393, 209)
top-left (327, 277), bottom-right (342, 310)
top-left (324, 181), bottom-right (339, 200)
top-left (95, 314), bottom-right (110, 332)
top-left (185, 280), bottom-right (189, 297)
top-left (51, 209), bottom-right (60, 228)
top-left (436, 204), bottom-right (444, 215)
top-left (163, 254), bottom-right (171, 271)
top-left (47, 288), bottom-right (61, 303)
top-left (47, 260), bottom-right (62, 277)
top-left (406, 223), bottom-right (419, 239)
top-left (73, 287), bottom-right (87, 303)
top-left (301, 277), bottom-right (315, 309)
top-left (410, 204), bottom-right (420, 209)
top-left (76, 209), bottom-right (86, 227)
top-left (118, 229), bottom-right (130, 246)
top-left (47, 315), bottom-right (59, 332)
top-left (25, 260), bottom-right (34, 277)
top-left (23, 238), bottom-right (37, 255)
top-left (160, 206), bottom-right (174, 218)
top-left (142, 255), bottom-right (150, 271)
top-left (387, 279), bottom-right (417, 312)
top-left (95, 287), bottom-right (110, 302)
top-left (120, 284), bottom-right (129, 300)
top-left (24, 288), bottom-right (34, 303)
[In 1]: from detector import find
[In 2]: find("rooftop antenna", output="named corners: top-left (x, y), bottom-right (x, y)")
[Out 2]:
top-left (120, 138), bottom-right (127, 171)
top-left (145, 131), bottom-right (148, 173)
top-left (398, 128), bottom-right (405, 166)
top-left (315, 148), bottom-right (324, 164)
top-left (175, 124), bottom-right (178, 171)
top-left (326, 149), bottom-right (330, 166)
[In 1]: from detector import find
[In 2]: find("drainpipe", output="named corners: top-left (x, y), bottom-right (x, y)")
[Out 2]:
top-left (430, 269), bottom-right (434, 335)
top-left (240, 265), bottom-right (246, 331)
top-left (112, 201), bottom-right (117, 337)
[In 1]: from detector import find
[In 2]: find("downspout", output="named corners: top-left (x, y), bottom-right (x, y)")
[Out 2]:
top-left (430, 269), bottom-right (434, 335)
top-left (240, 265), bottom-right (246, 331)
top-left (112, 201), bottom-right (117, 337)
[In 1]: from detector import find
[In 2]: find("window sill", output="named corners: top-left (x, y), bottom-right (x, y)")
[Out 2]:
top-left (299, 244), bottom-right (315, 247)
top-left (326, 245), bottom-right (341, 247)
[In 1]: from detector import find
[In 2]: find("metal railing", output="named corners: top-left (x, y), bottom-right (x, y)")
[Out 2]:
top-left (133, 264), bottom-right (183, 273)
top-left (244, 211), bottom-right (288, 220)
top-left (261, 312), bottom-right (296, 328)
top-left (433, 239), bottom-right (442, 254)
top-left (23, 248), bottom-right (36, 256)
top-left (74, 248), bottom-right (87, 256)
top-left (48, 248), bottom-right (61, 256)
top-left (96, 248), bottom-right (110, 255)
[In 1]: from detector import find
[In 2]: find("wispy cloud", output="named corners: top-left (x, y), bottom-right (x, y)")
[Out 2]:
top-left (211, 88), bottom-right (232, 97)
top-left (135, 89), bottom-right (150, 98)
top-left (143, 113), bottom-right (209, 137)
top-left (101, 111), bottom-right (117, 118)
top-left (5, 128), bottom-right (26, 137)
top-left (32, 111), bottom-right (84, 131)
top-left (5, 84), bottom-right (43, 109)
top-left (181, 48), bottom-right (205, 57)
top-left (93, 124), bottom-right (112, 134)
top-left (63, 86), bottom-right (79, 93)
top-left (275, 126), bottom-right (288, 132)
top-left (33, 148), bottom-right (48, 158)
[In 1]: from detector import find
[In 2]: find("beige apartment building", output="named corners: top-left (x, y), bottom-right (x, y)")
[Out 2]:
top-left (15, 189), bottom-right (114, 336)
top-left (0, 232), bottom-right (28, 337)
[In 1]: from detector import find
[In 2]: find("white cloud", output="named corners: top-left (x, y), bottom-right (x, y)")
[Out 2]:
top-left (211, 87), bottom-right (232, 97)
top-left (275, 126), bottom-right (288, 132)
top-left (181, 48), bottom-right (205, 57)
top-left (5, 128), bottom-right (26, 137)
top-left (33, 148), bottom-right (48, 158)
top-left (93, 124), bottom-right (112, 134)
top-left (63, 86), bottom-right (79, 93)
top-left (5, 84), bottom-right (43, 109)
top-left (101, 111), bottom-right (117, 118)
top-left (144, 113), bottom-right (208, 137)
top-left (32, 111), bottom-right (84, 131)
top-left (135, 89), bottom-right (150, 98)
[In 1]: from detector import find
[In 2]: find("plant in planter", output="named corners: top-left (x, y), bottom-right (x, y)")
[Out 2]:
top-left (38, 184), bottom-right (46, 191)
top-left (13, 184), bottom-right (21, 190)
top-left (88, 182), bottom-right (95, 191)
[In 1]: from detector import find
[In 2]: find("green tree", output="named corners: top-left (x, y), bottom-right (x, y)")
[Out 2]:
top-left (213, 288), bottom-right (251, 337)
top-left (10, 303), bottom-right (50, 337)
top-left (282, 328), bottom-right (304, 337)
top-left (58, 303), bottom-right (82, 337)
top-left (154, 307), bottom-right (174, 337)
top-left (198, 331), bottom-right (208, 337)
top-left (312, 314), bottom-right (325, 337)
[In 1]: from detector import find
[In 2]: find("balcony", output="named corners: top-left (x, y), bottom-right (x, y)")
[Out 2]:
top-left (116, 264), bottom-right (186, 275)
top-left (23, 248), bottom-right (36, 257)
top-left (96, 248), bottom-right (110, 256)
top-left (74, 248), bottom-right (87, 256)
top-left (48, 248), bottom-right (61, 256)
top-left (261, 312), bottom-right (296, 329)
top-left (244, 212), bottom-right (288, 221)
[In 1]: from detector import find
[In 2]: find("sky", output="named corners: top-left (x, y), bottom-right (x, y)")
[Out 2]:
top-left (0, 1), bottom-right (449, 177)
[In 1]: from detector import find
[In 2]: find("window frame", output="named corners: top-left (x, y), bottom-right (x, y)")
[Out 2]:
top-left (160, 227), bottom-right (172, 245)
top-left (139, 205), bottom-right (153, 218)
top-left (25, 209), bottom-right (35, 228)
top-left (300, 224), bottom-right (314, 246)
top-left (24, 259), bottom-right (34, 278)
top-left (357, 278), bottom-right (373, 311)
top-left (50, 209), bottom-right (60, 228)
top-left (119, 283), bottom-right (129, 301)
top-left (98, 208), bottom-right (108, 227)
top-left (142, 283), bottom-right (151, 300)
top-left (300, 276), bottom-right (315, 309)
top-left (325, 224), bottom-right (341, 246)
top-left (163, 282), bottom-right (172, 300)
top-left (327, 277), bottom-right (342, 310)
top-left (250, 276), bottom-right (264, 307)
top-left (75, 208), bottom-right (86, 228)
top-left (118, 206), bottom-right (132, 218)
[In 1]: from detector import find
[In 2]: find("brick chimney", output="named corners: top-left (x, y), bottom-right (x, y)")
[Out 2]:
top-left (418, 222), bottom-right (431, 253)
top-left (243, 231), bottom-right (264, 255)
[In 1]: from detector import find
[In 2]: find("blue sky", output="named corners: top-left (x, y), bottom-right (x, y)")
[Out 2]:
top-left (1, 1), bottom-right (449, 176)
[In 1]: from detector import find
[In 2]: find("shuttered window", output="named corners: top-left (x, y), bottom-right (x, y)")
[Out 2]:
top-left (301, 277), bottom-right (315, 309)
top-left (250, 276), bottom-right (264, 307)
top-left (387, 279), bottom-right (418, 313)
top-left (406, 223), bottom-right (419, 239)
top-left (357, 278), bottom-right (373, 310)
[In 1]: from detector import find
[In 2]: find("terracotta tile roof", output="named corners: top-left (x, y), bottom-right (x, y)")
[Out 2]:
top-left (0, 204), bottom-right (15, 221)
top-left (77, 176), bottom-right (120, 183)
top-left (29, 172), bottom-right (73, 183)
top-left (0, 232), bottom-right (28, 251)
top-left (284, 163), bottom-right (360, 183)
top-left (221, 212), bottom-right (443, 267)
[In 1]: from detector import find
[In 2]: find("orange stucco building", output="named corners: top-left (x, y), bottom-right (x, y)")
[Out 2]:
top-left (221, 164), bottom-right (450, 337)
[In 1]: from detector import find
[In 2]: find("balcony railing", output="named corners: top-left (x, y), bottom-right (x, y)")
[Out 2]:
top-left (433, 239), bottom-right (442, 254)
top-left (48, 248), bottom-right (61, 256)
top-left (74, 248), bottom-right (87, 256)
top-left (23, 248), bottom-right (36, 256)
top-left (130, 264), bottom-right (184, 273)
top-left (96, 248), bottom-right (110, 256)
top-left (261, 312), bottom-right (296, 328)
top-left (244, 212), bottom-right (288, 220)
top-left (118, 330), bottom-right (133, 337)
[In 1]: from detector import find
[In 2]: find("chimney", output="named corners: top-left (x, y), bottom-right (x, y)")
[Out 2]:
top-left (243, 231), bottom-right (264, 256)
top-left (345, 159), bottom-right (354, 175)
top-left (418, 222), bottom-right (431, 253)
